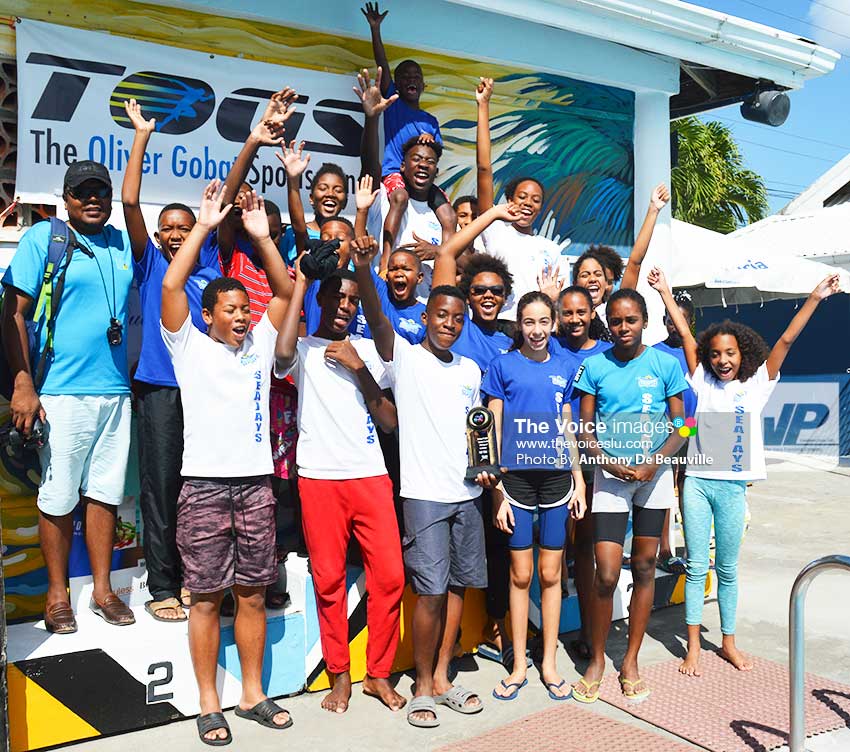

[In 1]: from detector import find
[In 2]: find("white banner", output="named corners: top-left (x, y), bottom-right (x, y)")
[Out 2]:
top-left (15, 19), bottom-right (365, 209)
top-left (762, 380), bottom-right (841, 460)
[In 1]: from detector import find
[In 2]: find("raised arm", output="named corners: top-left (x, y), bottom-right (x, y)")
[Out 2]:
top-left (354, 67), bottom-right (398, 183)
top-left (276, 140), bottom-right (311, 253)
top-left (766, 273), bottom-right (842, 379)
top-left (221, 87), bottom-right (296, 207)
top-left (274, 256), bottom-right (307, 373)
top-left (354, 174), bottom-right (380, 237)
top-left (432, 203), bottom-right (520, 287)
top-left (647, 266), bottom-right (698, 375)
top-left (162, 181), bottom-right (232, 332)
top-left (351, 235), bottom-right (395, 361)
top-left (121, 99), bottom-right (156, 261)
top-left (476, 77), bottom-right (495, 212)
top-left (240, 190), bottom-right (293, 330)
top-left (621, 184), bottom-right (669, 291)
top-left (361, 3), bottom-right (391, 95)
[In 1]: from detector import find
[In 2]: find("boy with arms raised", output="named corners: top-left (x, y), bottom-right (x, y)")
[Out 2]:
top-left (352, 235), bottom-right (486, 728)
top-left (275, 247), bottom-right (405, 715)
top-left (161, 183), bottom-right (294, 745)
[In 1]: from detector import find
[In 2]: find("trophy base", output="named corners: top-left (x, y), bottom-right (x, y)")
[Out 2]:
top-left (465, 464), bottom-right (503, 482)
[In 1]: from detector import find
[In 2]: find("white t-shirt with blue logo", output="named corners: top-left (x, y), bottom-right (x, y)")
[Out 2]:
top-left (386, 334), bottom-right (482, 503)
top-left (482, 350), bottom-right (578, 472)
top-left (574, 346), bottom-right (687, 464)
top-left (685, 362), bottom-right (778, 481)
top-left (280, 335), bottom-right (390, 480)
top-left (162, 312), bottom-right (278, 477)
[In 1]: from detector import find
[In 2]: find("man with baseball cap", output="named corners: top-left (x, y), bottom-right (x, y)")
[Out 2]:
top-left (1, 160), bottom-right (136, 633)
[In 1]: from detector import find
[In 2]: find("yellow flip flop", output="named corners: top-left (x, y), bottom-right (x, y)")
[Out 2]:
top-left (571, 677), bottom-right (601, 704)
top-left (619, 676), bottom-right (651, 702)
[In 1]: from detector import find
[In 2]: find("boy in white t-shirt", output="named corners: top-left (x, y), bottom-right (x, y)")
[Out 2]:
top-left (275, 256), bottom-right (405, 715)
top-left (352, 236), bottom-right (486, 728)
top-left (161, 182), bottom-right (294, 744)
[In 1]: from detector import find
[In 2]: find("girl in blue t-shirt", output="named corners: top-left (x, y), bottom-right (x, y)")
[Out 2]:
top-left (571, 288), bottom-right (687, 704)
top-left (549, 286), bottom-right (612, 660)
top-left (482, 291), bottom-right (586, 702)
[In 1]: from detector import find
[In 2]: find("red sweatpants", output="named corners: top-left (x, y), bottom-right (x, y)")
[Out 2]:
top-left (299, 474), bottom-right (404, 678)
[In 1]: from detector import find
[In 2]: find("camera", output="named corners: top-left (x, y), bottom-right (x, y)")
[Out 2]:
top-left (4, 418), bottom-right (45, 453)
top-left (107, 317), bottom-right (123, 346)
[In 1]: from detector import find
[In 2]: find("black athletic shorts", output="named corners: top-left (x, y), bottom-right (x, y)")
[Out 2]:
top-left (593, 506), bottom-right (666, 545)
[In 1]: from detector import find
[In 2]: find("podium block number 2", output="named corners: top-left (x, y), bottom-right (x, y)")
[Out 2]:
top-left (147, 661), bottom-right (174, 703)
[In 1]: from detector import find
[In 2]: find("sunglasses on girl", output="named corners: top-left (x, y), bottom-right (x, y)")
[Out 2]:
top-left (469, 284), bottom-right (506, 297)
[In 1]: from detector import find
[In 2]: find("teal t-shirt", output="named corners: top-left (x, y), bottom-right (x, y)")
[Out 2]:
top-left (2, 221), bottom-right (133, 395)
top-left (573, 346), bottom-right (687, 462)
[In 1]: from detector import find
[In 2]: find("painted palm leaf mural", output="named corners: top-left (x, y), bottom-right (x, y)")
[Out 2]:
top-left (432, 73), bottom-right (635, 254)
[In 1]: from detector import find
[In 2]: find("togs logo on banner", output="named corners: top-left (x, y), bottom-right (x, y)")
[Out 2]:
top-left (109, 72), bottom-right (216, 135)
top-left (16, 21), bottom-right (368, 206)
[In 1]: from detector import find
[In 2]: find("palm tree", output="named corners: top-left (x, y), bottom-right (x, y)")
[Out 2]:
top-left (671, 116), bottom-right (768, 234)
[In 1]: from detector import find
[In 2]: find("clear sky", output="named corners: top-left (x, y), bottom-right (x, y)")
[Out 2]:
top-left (687, 0), bottom-right (850, 215)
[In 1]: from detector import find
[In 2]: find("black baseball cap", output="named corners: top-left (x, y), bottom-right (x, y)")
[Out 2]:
top-left (64, 161), bottom-right (112, 189)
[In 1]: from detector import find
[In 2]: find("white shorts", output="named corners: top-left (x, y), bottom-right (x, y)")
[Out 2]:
top-left (592, 465), bottom-right (675, 514)
top-left (37, 394), bottom-right (131, 516)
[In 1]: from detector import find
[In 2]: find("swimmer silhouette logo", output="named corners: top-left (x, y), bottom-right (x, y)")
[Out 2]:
top-left (109, 72), bottom-right (216, 135)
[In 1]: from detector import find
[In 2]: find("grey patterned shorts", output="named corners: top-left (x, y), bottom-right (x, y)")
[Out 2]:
top-left (176, 476), bottom-right (276, 593)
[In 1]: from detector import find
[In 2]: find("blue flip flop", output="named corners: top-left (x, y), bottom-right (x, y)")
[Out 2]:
top-left (546, 679), bottom-right (572, 701)
top-left (492, 678), bottom-right (528, 701)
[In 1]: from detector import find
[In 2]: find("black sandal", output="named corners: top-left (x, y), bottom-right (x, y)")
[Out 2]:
top-left (196, 713), bottom-right (231, 746)
top-left (234, 698), bottom-right (293, 729)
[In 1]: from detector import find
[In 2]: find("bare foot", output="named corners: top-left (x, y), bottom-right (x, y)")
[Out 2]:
top-left (493, 669), bottom-right (527, 699)
top-left (720, 644), bottom-right (754, 671)
top-left (572, 659), bottom-right (604, 701)
top-left (321, 672), bottom-right (352, 713)
top-left (363, 675), bottom-right (406, 711)
top-left (678, 647), bottom-right (702, 677)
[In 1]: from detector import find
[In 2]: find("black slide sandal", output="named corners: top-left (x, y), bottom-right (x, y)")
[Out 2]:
top-left (196, 713), bottom-right (232, 746)
top-left (234, 698), bottom-right (293, 729)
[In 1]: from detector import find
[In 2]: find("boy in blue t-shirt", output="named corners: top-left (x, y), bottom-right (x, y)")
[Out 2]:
top-left (362, 2), bottom-right (455, 250)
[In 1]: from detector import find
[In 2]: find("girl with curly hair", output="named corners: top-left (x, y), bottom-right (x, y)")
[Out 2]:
top-left (648, 267), bottom-right (843, 677)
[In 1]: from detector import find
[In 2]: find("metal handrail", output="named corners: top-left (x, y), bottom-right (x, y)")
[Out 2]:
top-left (788, 554), bottom-right (850, 752)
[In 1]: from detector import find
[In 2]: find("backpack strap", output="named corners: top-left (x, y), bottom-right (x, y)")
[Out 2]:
top-left (31, 218), bottom-right (77, 390)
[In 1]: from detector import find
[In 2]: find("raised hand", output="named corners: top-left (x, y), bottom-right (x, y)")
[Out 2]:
top-left (476, 77), bottom-right (494, 104)
top-left (197, 180), bottom-right (233, 229)
top-left (398, 232), bottom-right (437, 261)
top-left (325, 339), bottom-right (366, 373)
top-left (261, 87), bottom-right (298, 127)
top-left (646, 265), bottom-right (669, 292)
top-left (812, 273), bottom-right (842, 301)
top-left (241, 190), bottom-right (271, 240)
top-left (354, 67), bottom-right (398, 117)
top-left (492, 203), bottom-right (522, 223)
top-left (361, 1), bottom-right (388, 28)
top-left (124, 98), bottom-right (156, 134)
top-left (276, 140), bottom-right (311, 179)
top-left (650, 183), bottom-right (671, 211)
top-left (351, 234), bottom-right (379, 268)
top-left (538, 261), bottom-right (564, 301)
top-left (355, 175), bottom-right (380, 211)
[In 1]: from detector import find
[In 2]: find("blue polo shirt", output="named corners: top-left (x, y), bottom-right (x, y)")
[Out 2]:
top-left (382, 82), bottom-right (442, 176)
top-left (550, 337), bottom-right (613, 420)
top-left (451, 318), bottom-right (512, 372)
top-left (574, 346), bottom-right (687, 462)
top-left (482, 350), bottom-right (578, 470)
top-left (133, 238), bottom-right (221, 387)
top-left (373, 269), bottom-right (425, 344)
top-left (2, 221), bottom-right (133, 395)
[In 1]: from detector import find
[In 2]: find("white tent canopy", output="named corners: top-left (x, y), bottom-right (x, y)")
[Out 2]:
top-left (669, 218), bottom-right (850, 308)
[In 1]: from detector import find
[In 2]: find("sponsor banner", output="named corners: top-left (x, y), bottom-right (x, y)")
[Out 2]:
top-left (15, 19), bottom-right (364, 208)
top-left (762, 377), bottom-right (846, 460)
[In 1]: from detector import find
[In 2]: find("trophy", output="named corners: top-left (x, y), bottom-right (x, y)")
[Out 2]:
top-left (465, 407), bottom-right (502, 481)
